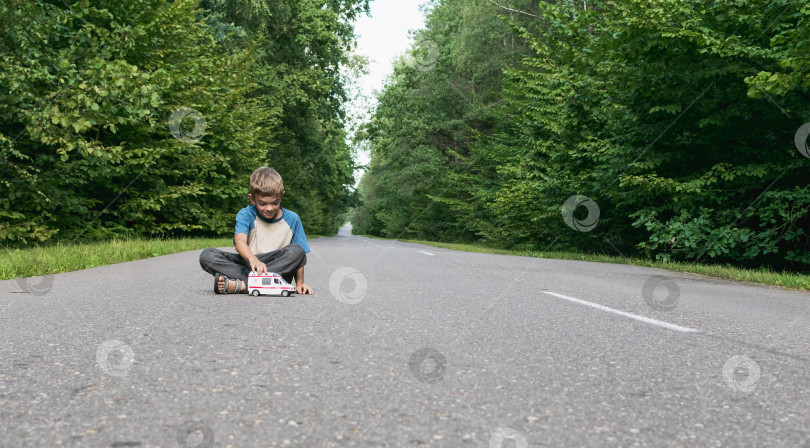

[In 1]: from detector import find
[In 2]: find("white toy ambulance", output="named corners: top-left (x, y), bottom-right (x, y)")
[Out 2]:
top-left (247, 272), bottom-right (296, 297)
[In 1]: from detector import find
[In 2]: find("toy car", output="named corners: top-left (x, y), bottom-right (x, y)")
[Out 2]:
top-left (247, 272), bottom-right (296, 297)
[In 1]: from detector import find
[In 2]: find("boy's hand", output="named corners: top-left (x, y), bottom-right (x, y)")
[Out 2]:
top-left (250, 258), bottom-right (267, 274)
top-left (296, 283), bottom-right (314, 295)
top-left (235, 234), bottom-right (266, 274)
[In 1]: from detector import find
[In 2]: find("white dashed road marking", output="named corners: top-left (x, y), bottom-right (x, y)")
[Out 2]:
top-left (542, 291), bottom-right (700, 333)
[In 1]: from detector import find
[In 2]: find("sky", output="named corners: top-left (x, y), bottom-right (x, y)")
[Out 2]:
top-left (353, 0), bottom-right (430, 102)
top-left (347, 0), bottom-right (432, 184)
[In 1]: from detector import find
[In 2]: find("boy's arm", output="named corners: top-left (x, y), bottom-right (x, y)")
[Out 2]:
top-left (294, 266), bottom-right (314, 295)
top-left (234, 233), bottom-right (267, 274)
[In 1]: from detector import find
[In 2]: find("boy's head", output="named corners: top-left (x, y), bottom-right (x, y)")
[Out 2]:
top-left (249, 167), bottom-right (284, 197)
top-left (248, 167), bottom-right (285, 220)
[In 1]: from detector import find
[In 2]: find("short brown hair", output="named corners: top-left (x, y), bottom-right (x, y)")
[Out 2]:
top-left (249, 167), bottom-right (284, 197)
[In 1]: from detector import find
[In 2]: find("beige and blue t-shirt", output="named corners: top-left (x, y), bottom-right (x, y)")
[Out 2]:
top-left (234, 206), bottom-right (310, 255)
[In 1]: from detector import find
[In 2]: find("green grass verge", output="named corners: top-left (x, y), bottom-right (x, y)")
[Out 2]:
top-left (1, 237), bottom-right (234, 280)
top-left (366, 236), bottom-right (810, 292)
top-left (2, 235), bottom-right (334, 281)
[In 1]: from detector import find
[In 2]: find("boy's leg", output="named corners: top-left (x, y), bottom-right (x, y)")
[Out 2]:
top-left (199, 248), bottom-right (251, 281)
top-left (255, 244), bottom-right (307, 284)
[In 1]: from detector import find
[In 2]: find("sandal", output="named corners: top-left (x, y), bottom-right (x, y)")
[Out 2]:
top-left (214, 273), bottom-right (243, 294)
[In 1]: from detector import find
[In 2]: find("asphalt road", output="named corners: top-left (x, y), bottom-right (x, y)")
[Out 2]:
top-left (2, 224), bottom-right (810, 447)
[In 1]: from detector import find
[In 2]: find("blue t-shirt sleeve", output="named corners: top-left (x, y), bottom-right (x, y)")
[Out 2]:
top-left (234, 206), bottom-right (254, 237)
top-left (286, 211), bottom-right (311, 253)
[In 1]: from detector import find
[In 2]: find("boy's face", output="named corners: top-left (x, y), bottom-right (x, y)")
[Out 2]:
top-left (249, 192), bottom-right (283, 220)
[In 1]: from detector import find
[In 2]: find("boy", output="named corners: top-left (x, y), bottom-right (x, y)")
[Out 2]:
top-left (199, 167), bottom-right (314, 295)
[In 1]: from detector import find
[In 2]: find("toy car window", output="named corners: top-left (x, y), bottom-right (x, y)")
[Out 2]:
top-left (262, 278), bottom-right (273, 285)
top-left (273, 279), bottom-right (280, 284)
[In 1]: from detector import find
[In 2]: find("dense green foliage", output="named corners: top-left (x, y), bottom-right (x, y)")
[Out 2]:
top-left (0, 0), bottom-right (366, 245)
top-left (354, 0), bottom-right (810, 270)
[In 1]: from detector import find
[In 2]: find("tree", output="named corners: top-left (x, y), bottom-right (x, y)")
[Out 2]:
top-left (0, 0), bottom-right (367, 244)
top-left (355, 0), bottom-right (810, 270)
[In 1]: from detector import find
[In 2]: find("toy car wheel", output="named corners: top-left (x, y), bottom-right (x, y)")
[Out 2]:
top-left (281, 290), bottom-right (290, 297)
top-left (252, 290), bottom-right (260, 297)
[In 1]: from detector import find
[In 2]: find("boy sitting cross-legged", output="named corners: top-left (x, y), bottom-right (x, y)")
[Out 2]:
top-left (199, 167), bottom-right (314, 295)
